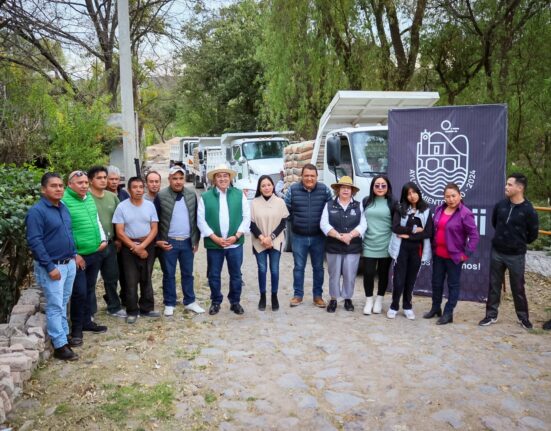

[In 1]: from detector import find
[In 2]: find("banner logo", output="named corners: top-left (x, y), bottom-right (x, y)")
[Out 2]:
top-left (410, 120), bottom-right (476, 201)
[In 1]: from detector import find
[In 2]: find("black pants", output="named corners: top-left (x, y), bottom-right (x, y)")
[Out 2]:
top-left (363, 257), bottom-right (391, 297)
top-left (97, 242), bottom-right (121, 314)
top-left (121, 244), bottom-right (155, 316)
top-left (70, 252), bottom-right (101, 338)
top-left (117, 249), bottom-right (127, 307)
top-left (485, 248), bottom-right (529, 321)
top-left (390, 241), bottom-right (422, 311)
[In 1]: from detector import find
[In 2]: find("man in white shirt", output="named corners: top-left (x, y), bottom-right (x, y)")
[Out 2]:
top-left (197, 165), bottom-right (250, 315)
top-left (155, 166), bottom-right (204, 316)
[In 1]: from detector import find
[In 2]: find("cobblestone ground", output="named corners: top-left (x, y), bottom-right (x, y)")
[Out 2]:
top-left (5, 140), bottom-right (551, 430)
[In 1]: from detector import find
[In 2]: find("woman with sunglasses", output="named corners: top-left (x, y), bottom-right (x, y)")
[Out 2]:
top-left (250, 175), bottom-right (289, 311)
top-left (361, 175), bottom-right (396, 315)
top-left (387, 182), bottom-right (433, 320)
top-left (424, 183), bottom-right (479, 325)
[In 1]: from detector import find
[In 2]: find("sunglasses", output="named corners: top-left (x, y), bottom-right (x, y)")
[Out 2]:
top-left (374, 183), bottom-right (387, 189)
top-left (68, 171), bottom-right (87, 181)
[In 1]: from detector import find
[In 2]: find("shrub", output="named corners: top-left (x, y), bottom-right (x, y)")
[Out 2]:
top-left (0, 165), bottom-right (43, 322)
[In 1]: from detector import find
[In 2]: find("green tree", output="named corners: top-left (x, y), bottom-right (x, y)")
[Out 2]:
top-left (176, 0), bottom-right (266, 135)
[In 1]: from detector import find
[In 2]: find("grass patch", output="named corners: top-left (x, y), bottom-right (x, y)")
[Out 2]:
top-left (100, 382), bottom-right (174, 422)
top-left (175, 347), bottom-right (200, 360)
top-left (246, 397), bottom-right (257, 402)
top-left (54, 403), bottom-right (70, 415)
top-left (204, 392), bottom-right (217, 404)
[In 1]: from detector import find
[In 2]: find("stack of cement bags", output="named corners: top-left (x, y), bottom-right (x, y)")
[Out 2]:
top-left (282, 141), bottom-right (314, 194)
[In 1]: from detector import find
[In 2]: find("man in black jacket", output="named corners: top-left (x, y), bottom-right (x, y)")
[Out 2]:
top-left (479, 173), bottom-right (539, 329)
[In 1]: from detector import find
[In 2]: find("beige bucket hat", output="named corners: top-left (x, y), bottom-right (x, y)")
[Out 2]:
top-left (330, 176), bottom-right (360, 194)
top-left (207, 164), bottom-right (237, 182)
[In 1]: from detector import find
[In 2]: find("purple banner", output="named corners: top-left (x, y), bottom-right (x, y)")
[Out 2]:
top-left (388, 105), bottom-right (507, 302)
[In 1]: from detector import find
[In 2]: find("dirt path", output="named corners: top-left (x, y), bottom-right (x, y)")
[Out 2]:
top-left (5, 141), bottom-right (551, 431)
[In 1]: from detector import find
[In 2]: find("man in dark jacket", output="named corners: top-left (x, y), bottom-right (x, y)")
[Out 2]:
top-left (479, 173), bottom-right (539, 330)
top-left (285, 164), bottom-right (332, 308)
top-left (155, 166), bottom-right (204, 317)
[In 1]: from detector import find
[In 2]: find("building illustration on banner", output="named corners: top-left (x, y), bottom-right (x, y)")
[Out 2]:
top-left (413, 119), bottom-right (476, 199)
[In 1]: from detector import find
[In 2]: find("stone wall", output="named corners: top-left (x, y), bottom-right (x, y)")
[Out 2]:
top-left (0, 284), bottom-right (49, 425)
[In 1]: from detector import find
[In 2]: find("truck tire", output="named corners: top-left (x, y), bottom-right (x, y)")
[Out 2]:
top-left (194, 174), bottom-right (204, 189)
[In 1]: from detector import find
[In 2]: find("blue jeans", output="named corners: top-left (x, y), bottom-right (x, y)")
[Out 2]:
top-left (207, 246), bottom-right (243, 305)
top-left (162, 238), bottom-right (195, 306)
top-left (292, 233), bottom-right (325, 298)
top-left (70, 252), bottom-right (102, 337)
top-left (34, 260), bottom-right (76, 348)
top-left (431, 255), bottom-right (462, 315)
top-left (254, 248), bottom-right (281, 294)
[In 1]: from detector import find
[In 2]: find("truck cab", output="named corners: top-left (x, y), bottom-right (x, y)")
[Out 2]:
top-left (180, 137), bottom-right (199, 181)
top-left (312, 91), bottom-right (440, 202)
top-left (221, 132), bottom-right (293, 199)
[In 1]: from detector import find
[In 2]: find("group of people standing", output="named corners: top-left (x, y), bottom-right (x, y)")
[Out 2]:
top-left (26, 160), bottom-right (542, 362)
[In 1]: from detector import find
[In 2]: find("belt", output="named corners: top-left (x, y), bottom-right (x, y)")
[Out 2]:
top-left (168, 236), bottom-right (189, 241)
top-left (53, 258), bottom-right (73, 265)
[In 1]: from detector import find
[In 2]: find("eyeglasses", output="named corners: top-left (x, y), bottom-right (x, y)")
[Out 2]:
top-left (374, 183), bottom-right (387, 189)
top-left (68, 171), bottom-right (87, 181)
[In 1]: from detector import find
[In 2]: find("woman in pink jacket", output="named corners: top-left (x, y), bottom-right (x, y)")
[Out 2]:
top-left (423, 183), bottom-right (479, 325)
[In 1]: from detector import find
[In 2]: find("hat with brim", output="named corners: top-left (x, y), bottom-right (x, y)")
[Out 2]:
top-left (331, 176), bottom-right (360, 194)
top-left (207, 164), bottom-right (237, 182)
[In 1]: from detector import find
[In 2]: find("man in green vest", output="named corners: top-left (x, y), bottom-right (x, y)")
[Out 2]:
top-left (197, 164), bottom-right (250, 315)
top-left (63, 170), bottom-right (109, 347)
top-left (155, 166), bottom-right (204, 317)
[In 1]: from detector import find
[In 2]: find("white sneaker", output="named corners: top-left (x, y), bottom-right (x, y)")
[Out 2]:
top-left (185, 302), bottom-right (205, 314)
top-left (387, 309), bottom-right (397, 319)
top-left (164, 306), bottom-right (174, 317)
top-left (373, 295), bottom-right (384, 314)
top-left (404, 309), bottom-right (415, 320)
top-left (109, 309), bottom-right (127, 318)
top-left (363, 297), bottom-right (374, 315)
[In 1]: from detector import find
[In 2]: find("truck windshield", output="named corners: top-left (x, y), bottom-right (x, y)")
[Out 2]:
top-left (242, 140), bottom-right (285, 160)
top-left (350, 131), bottom-right (388, 176)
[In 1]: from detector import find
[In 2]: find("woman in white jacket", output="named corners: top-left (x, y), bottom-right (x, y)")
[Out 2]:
top-left (387, 182), bottom-right (433, 320)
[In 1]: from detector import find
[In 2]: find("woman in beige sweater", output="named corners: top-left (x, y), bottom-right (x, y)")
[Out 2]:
top-left (250, 175), bottom-right (289, 311)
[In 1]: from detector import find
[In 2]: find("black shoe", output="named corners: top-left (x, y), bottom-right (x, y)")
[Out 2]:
top-left (230, 303), bottom-right (244, 315)
top-left (54, 345), bottom-right (79, 361)
top-left (68, 336), bottom-right (83, 347)
top-left (344, 299), bottom-right (354, 312)
top-left (258, 293), bottom-right (266, 311)
top-left (271, 293), bottom-right (279, 311)
top-left (543, 319), bottom-right (551, 330)
top-left (518, 318), bottom-right (533, 330)
top-left (209, 303), bottom-right (221, 315)
top-left (436, 314), bottom-right (453, 325)
top-left (83, 322), bottom-right (108, 333)
top-left (479, 316), bottom-right (498, 326)
top-left (327, 299), bottom-right (337, 313)
top-left (423, 308), bottom-right (442, 319)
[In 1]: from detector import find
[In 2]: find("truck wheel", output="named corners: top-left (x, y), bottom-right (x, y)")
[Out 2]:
top-left (194, 174), bottom-right (204, 189)
top-left (283, 220), bottom-right (293, 252)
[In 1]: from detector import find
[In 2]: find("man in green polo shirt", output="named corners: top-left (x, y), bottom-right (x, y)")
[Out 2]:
top-left (88, 165), bottom-right (126, 318)
top-left (197, 164), bottom-right (250, 315)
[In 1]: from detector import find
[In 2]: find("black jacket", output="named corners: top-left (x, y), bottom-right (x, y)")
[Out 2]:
top-left (491, 198), bottom-right (539, 255)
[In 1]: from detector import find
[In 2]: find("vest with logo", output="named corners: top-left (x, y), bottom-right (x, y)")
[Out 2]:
top-left (325, 198), bottom-right (362, 254)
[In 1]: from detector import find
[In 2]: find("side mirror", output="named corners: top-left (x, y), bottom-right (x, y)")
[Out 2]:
top-left (238, 156), bottom-right (247, 165)
top-left (198, 151), bottom-right (204, 164)
top-left (229, 159), bottom-right (236, 166)
top-left (326, 136), bottom-right (341, 166)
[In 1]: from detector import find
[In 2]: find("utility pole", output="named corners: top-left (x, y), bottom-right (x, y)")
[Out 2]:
top-left (117, 0), bottom-right (138, 179)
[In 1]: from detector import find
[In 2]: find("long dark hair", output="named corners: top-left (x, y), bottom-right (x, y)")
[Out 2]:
top-left (255, 175), bottom-right (275, 198)
top-left (363, 174), bottom-right (393, 209)
top-left (398, 182), bottom-right (428, 215)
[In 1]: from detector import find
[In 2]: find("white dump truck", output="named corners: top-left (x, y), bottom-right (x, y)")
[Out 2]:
top-left (220, 131), bottom-right (293, 199)
top-left (180, 137), bottom-right (199, 181)
top-left (189, 137), bottom-right (224, 189)
top-left (309, 91), bottom-right (440, 201)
